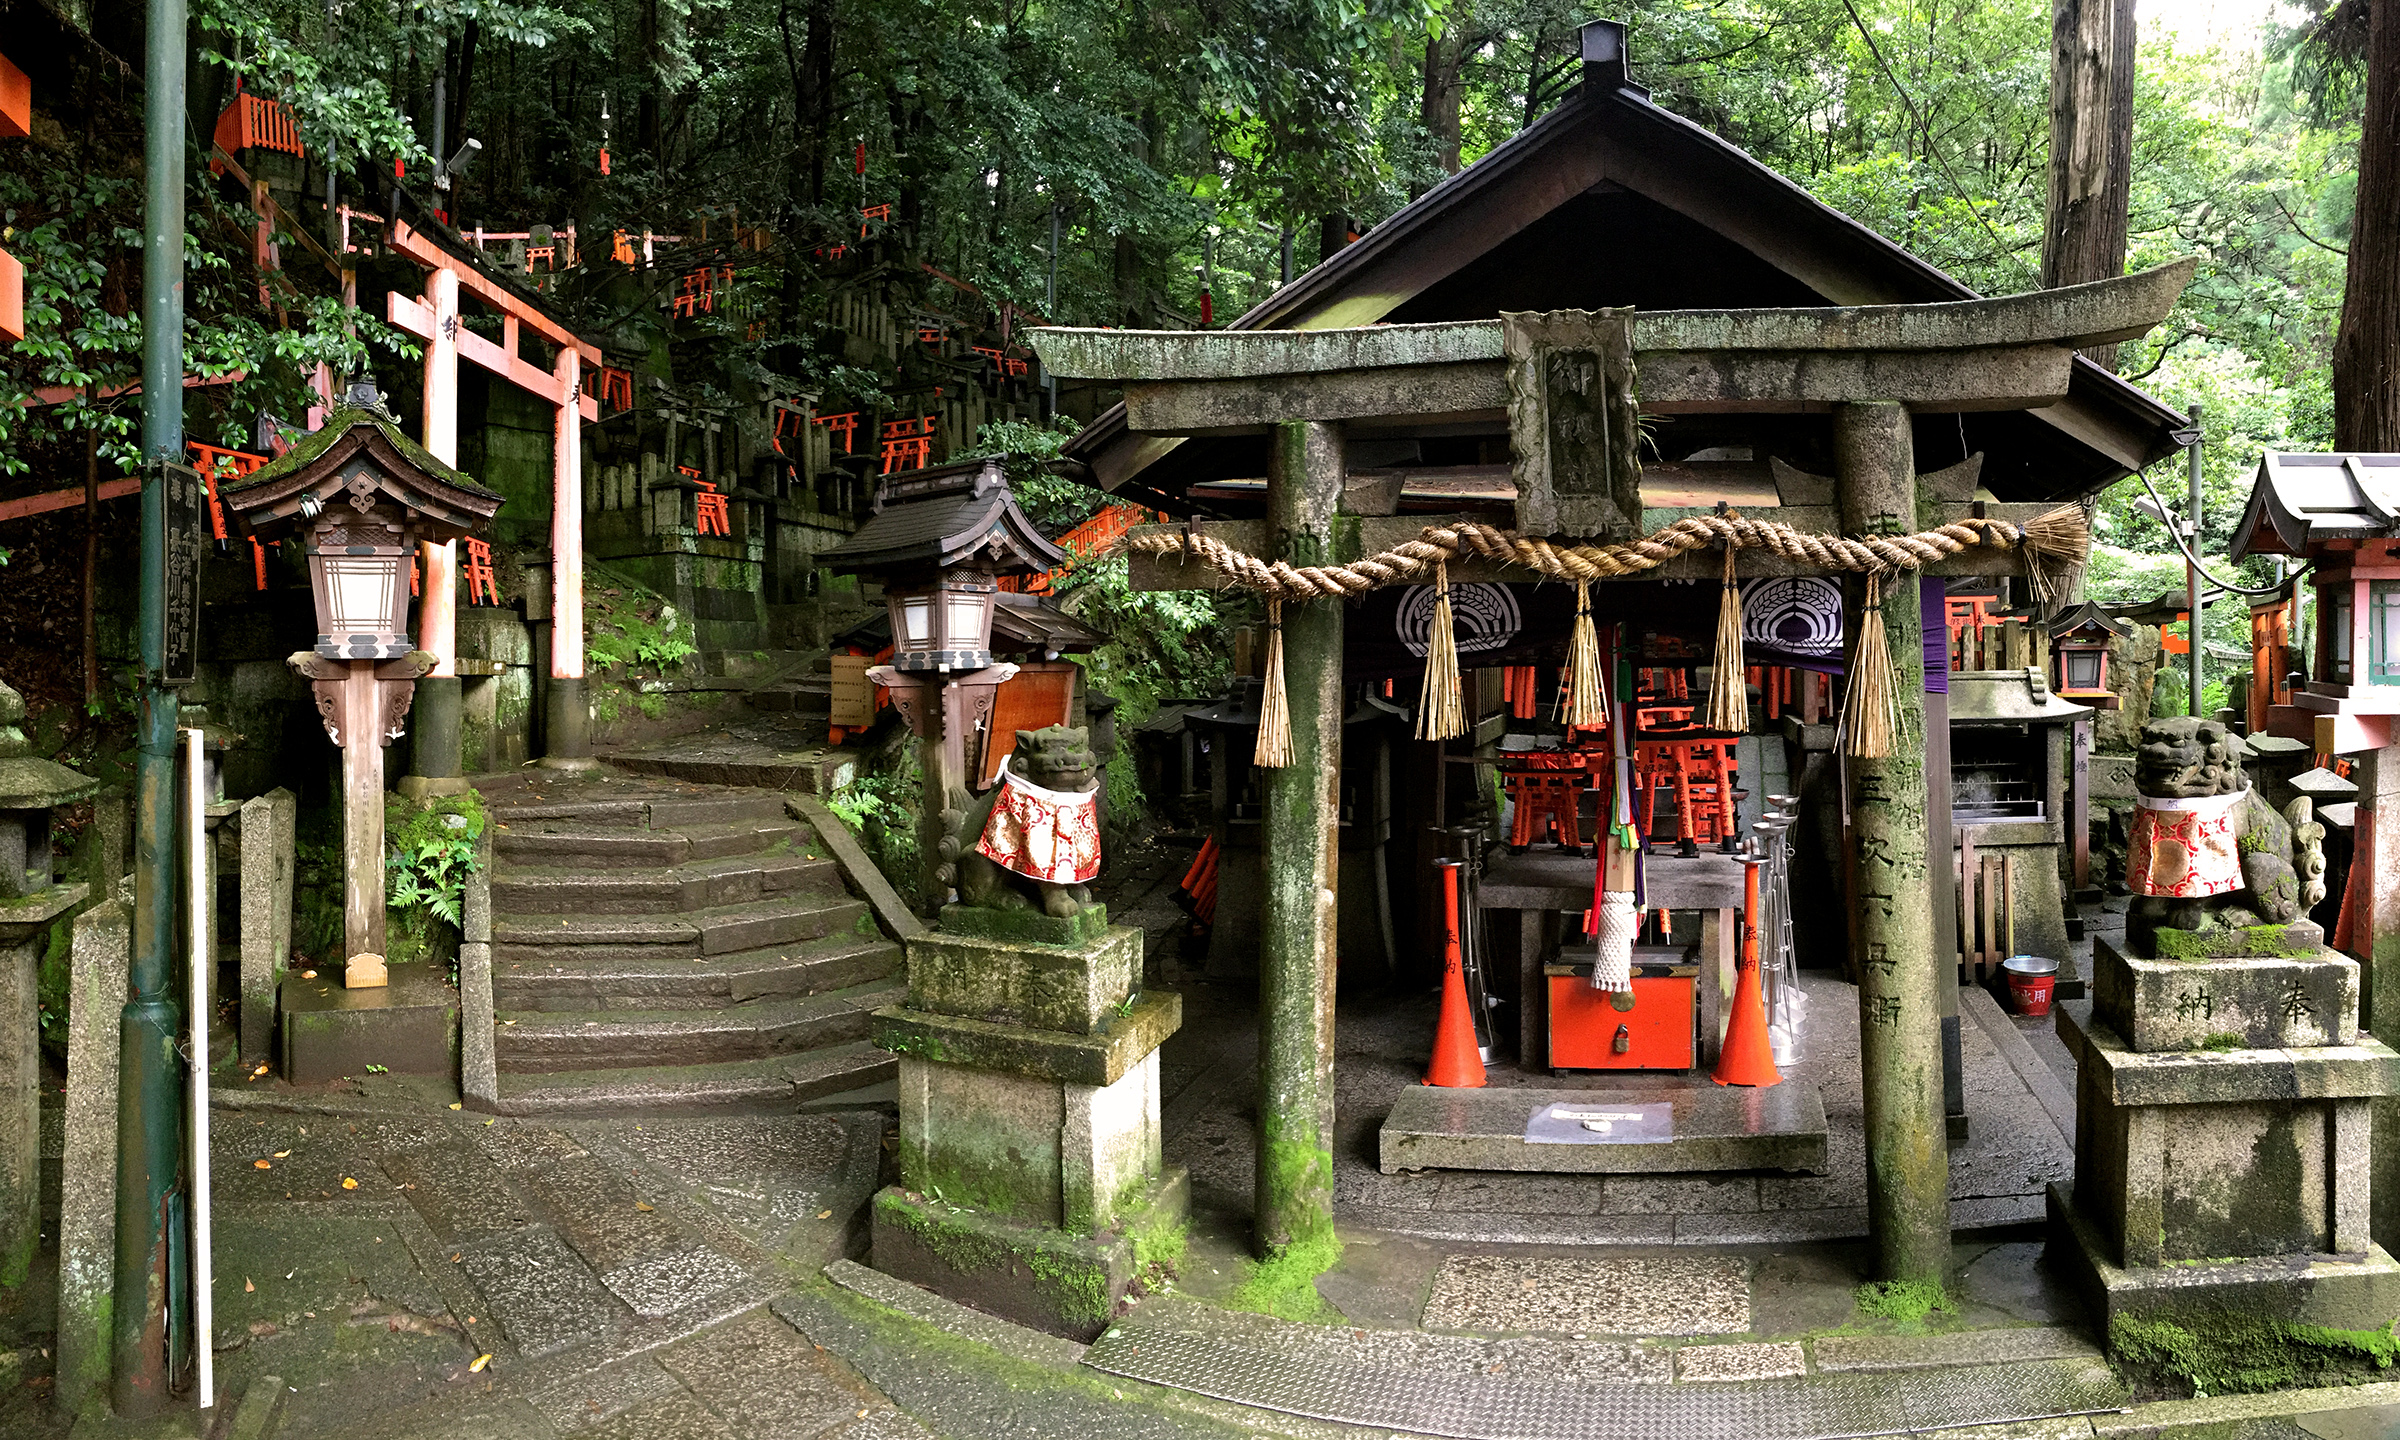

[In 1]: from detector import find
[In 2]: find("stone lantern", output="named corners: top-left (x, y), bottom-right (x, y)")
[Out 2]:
top-left (221, 384), bottom-right (502, 988)
top-left (822, 458), bottom-right (1064, 898)
top-left (0, 675), bottom-right (98, 1286)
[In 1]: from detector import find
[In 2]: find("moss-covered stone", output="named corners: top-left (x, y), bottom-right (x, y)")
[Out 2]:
top-left (2152, 924), bottom-right (2319, 962)
top-left (869, 1185), bottom-right (1135, 1341)
top-left (2110, 1310), bottom-right (2400, 1396)
top-left (938, 902), bottom-right (1110, 949)
top-left (904, 922), bottom-right (1138, 1033)
top-left (874, 991), bottom-right (1181, 1087)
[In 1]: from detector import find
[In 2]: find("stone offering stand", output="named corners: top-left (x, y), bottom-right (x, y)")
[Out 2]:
top-left (2051, 919), bottom-right (2400, 1336)
top-left (868, 903), bottom-right (1187, 1339)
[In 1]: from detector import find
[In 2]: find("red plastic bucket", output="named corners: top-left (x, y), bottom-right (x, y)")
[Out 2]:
top-left (2002, 955), bottom-right (2058, 1016)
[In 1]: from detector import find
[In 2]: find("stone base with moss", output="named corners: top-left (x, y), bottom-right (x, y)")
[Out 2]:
top-left (870, 921), bottom-right (1184, 1338)
top-left (869, 1169), bottom-right (1188, 1341)
top-left (2052, 985), bottom-right (2400, 1373)
top-left (2049, 1184), bottom-right (2400, 1381)
top-left (2091, 933), bottom-right (2355, 1053)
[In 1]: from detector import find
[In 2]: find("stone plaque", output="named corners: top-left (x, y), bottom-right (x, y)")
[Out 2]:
top-left (1502, 308), bottom-right (1640, 539)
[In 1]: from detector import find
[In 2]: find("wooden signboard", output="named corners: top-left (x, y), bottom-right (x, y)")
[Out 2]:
top-left (828, 653), bottom-right (877, 728)
top-left (976, 662), bottom-right (1079, 788)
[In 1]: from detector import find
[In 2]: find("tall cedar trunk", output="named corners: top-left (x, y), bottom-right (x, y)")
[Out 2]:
top-left (808, 0), bottom-right (833, 205)
top-left (638, 0), bottom-right (663, 157)
top-left (446, 23), bottom-right (479, 167)
top-left (1418, 30), bottom-right (1464, 193)
top-left (2336, 0), bottom-right (2400, 450)
top-left (2042, 0), bottom-right (2136, 369)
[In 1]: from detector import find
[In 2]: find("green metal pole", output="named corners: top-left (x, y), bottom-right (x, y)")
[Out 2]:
top-left (113, 0), bottom-right (188, 1411)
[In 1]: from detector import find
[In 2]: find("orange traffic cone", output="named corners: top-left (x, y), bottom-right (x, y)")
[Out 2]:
top-left (1713, 848), bottom-right (1783, 1088)
top-left (1424, 859), bottom-right (1486, 1088)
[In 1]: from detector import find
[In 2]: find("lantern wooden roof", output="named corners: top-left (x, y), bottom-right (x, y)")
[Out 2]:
top-left (820, 458), bottom-right (1067, 576)
top-left (2046, 602), bottom-right (2134, 641)
top-left (219, 403), bottom-right (504, 546)
top-left (2229, 451), bottom-right (2400, 560)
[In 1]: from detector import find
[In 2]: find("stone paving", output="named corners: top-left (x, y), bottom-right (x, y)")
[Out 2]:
top-left (3, 858), bottom-right (2394, 1437)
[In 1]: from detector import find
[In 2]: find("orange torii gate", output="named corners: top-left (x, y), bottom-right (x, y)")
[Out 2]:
top-left (380, 218), bottom-right (604, 783)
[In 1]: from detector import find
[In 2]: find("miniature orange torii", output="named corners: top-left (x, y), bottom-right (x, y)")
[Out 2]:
top-left (379, 217), bottom-right (606, 778)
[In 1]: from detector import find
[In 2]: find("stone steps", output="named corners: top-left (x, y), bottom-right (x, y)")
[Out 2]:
top-left (495, 978), bottom-right (903, 1071)
top-left (493, 933), bottom-right (900, 1011)
top-left (490, 852), bottom-right (838, 915)
top-left (471, 773), bottom-right (910, 1113)
top-left (488, 1038), bottom-right (897, 1115)
top-left (493, 817), bottom-right (804, 868)
top-left (492, 892), bottom-right (871, 960)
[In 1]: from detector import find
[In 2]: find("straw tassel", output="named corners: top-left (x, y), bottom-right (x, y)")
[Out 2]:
top-left (1704, 546), bottom-right (1748, 733)
top-left (1839, 572), bottom-right (1900, 758)
top-left (1254, 598), bottom-right (1293, 768)
top-left (1417, 562), bottom-right (1466, 741)
top-left (1556, 579), bottom-right (1608, 729)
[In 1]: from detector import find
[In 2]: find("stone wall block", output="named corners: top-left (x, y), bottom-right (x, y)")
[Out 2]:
top-left (902, 925), bottom-right (1139, 1034)
top-left (56, 892), bottom-right (129, 1414)
top-left (2333, 1098), bottom-right (2373, 1254)
top-left (237, 787), bottom-right (296, 1064)
top-left (2094, 936), bottom-right (2357, 1052)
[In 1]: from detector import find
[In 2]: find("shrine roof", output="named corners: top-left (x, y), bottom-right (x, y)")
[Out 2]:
top-left (2229, 452), bottom-right (2400, 559)
top-left (1062, 21), bottom-right (2190, 515)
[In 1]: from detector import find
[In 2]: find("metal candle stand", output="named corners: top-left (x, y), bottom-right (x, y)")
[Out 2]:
top-left (1749, 793), bottom-right (1805, 1065)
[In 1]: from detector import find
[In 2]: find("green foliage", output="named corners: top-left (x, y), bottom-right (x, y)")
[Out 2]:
top-left (385, 792), bottom-right (485, 934)
top-left (829, 751), bottom-right (925, 909)
top-left (2199, 1031), bottom-right (2244, 1051)
top-left (2110, 1311), bottom-right (2400, 1397)
top-left (1853, 1278), bottom-right (1954, 1324)
top-left (584, 568), bottom-right (698, 676)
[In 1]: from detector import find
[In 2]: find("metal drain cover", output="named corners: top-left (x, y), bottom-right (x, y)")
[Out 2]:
top-left (1082, 1324), bottom-right (2126, 1440)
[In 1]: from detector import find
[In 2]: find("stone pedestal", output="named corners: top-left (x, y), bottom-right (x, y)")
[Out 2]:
top-left (2053, 929), bottom-right (2400, 1340)
top-left (869, 910), bottom-right (1186, 1339)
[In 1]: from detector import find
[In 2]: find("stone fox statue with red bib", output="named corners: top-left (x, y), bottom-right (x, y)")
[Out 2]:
top-left (942, 726), bottom-right (1102, 918)
top-left (2127, 716), bottom-right (2325, 953)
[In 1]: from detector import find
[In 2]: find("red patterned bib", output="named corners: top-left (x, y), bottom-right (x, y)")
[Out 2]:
top-left (975, 760), bottom-right (1102, 886)
top-left (2127, 790), bottom-right (2245, 899)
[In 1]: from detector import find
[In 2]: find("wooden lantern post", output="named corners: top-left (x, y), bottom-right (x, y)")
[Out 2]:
top-left (220, 386), bottom-right (504, 987)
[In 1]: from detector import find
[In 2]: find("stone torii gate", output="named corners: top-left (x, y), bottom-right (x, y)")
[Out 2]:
top-left (1031, 259), bottom-right (2193, 1279)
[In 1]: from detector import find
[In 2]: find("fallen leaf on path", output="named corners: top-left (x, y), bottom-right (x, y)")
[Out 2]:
top-left (633, 1201), bottom-right (654, 1212)
top-left (817, 1210), bottom-right (832, 1220)
top-left (273, 1150), bottom-right (290, 1158)
top-left (244, 1278), bottom-right (255, 1293)
top-left (341, 1177), bottom-right (359, 1190)
top-left (469, 1354), bottom-right (491, 1373)
top-left (253, 1160), bottom-right (272, 1170)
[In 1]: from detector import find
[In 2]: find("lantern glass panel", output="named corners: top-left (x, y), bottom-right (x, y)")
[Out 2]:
top-left (946, 593), bottom-right (988, 649)
top-left (2064, 648), bottom-right (2103, 691)
top-left (322, 555), bottom-right (400, 636)
top-left (2330, 588), bottom-right (2354, 684)
top-left (897, 596), bottom-right (935, 647)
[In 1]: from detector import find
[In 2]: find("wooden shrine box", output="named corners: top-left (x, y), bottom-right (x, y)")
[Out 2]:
top-left (1546, 944), bottom-right (1696, 1071)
